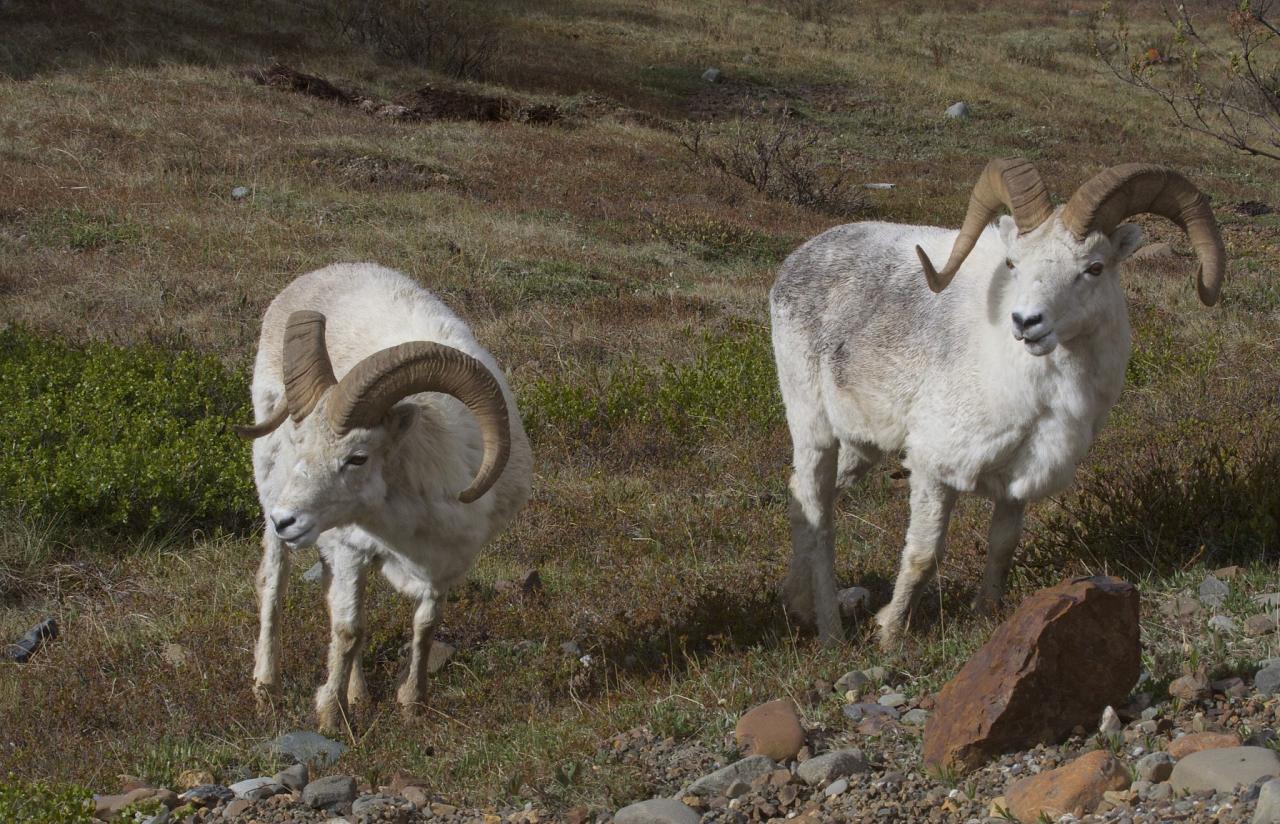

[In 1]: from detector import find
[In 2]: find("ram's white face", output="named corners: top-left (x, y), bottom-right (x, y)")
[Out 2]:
top-left (997, 215), bottom-right (1145, 357)
top-left (269, 397), bottom-right (416, 547)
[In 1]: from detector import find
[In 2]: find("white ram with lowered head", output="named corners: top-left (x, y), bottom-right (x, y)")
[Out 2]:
top-left (769, 159), bottom-right (1226, 647)
top-left (237, 262), bottom-right (532, 732)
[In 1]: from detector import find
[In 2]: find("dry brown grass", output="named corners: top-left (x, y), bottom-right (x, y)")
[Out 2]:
top-left (0, 0), bottom-right (1277, 809)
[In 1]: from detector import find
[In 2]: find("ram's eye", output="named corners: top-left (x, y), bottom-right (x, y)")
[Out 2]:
top-left (1085, 262), bottom-right (1104, 276)
top-left (343, 454), bottom-right (368, 468)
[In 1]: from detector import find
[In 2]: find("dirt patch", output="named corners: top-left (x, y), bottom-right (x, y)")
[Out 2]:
top-left (244, 62), bottom-right (566, 124)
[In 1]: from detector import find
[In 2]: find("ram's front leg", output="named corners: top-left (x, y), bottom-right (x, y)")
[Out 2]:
top-left (397, 590), bottom-right (442, 717)
top-left (972, 499), bottom-right (1025, 616)
top-left (253, 530), bottom-right (290, 698)
top-left (315, 554), bottom-right (369, 735)
top-left (876, 475), bottom-right (957, 648)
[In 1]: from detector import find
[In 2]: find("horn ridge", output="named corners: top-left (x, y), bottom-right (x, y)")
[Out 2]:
top-left (282, 310), bottom-right (337, 422)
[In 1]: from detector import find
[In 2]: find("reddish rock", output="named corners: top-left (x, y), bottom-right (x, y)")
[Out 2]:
top-left (1005, 750), bottom-right (1131, 823)
top-left (1169, 670), bottom-right (1211, 702)
top-left (389, 772), bottom-right (429, 794)
top-left (921, 576), bottom-right (1140, 774)
top-left (1167, 731), bottom-right (1242, 760)
top-left (734, 699), bottom-right (805, 761)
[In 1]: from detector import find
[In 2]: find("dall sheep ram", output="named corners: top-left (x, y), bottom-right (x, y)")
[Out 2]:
top-left (769, 159), bottom-right (1226, 647)
top-left (237, 263), bottom-right (531, 731)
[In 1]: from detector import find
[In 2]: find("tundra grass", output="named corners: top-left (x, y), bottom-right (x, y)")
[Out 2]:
top-left (0, 0), bottom-right (1277, 810)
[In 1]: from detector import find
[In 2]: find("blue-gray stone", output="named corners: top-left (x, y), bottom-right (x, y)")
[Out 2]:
top-left (1199, 575), bottom-right (1230, 607)
top-left (616, 798), bottom-right (700, 824)
top-left (796, 749), bottom-right (867, 786)
top-left (945, 101), bottom-right (970, 119)
top-left (302, 775), bottom-right (356, 810)
top-left (681, 755), bottom-right (776, 798)
top-left (1258, 665), bottom-right (1280, 696)
top-left (229, 777), bottom-right (284, 800)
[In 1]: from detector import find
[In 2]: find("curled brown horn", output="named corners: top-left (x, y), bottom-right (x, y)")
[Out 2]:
top-left (234, 400), bottom-right (288, 439)
top-left (1061, 164), bottom-right (1226, 306)
top-left (327, 342), bottom-right (511, 504)
top-left (916, 157), bottom-right (1055, 292)
top-left (282, 310), bottom-right (338, 423)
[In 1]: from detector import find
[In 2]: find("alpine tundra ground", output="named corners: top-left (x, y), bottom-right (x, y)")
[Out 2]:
top-left (0, 0), bottom-right (1278, 813)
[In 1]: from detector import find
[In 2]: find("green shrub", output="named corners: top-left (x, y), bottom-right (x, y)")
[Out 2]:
top-left (0, 328), bottom-right (257, 536)
top-left (0, 776), bottom-right (94, 824)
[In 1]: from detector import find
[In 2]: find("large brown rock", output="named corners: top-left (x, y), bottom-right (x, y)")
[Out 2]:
top-left (1005, 750), bottom-right (1131, 823)
top-left (922, 576), bottom-right (1141, 774)
top-left (734, 699), bottom-right (805, 761)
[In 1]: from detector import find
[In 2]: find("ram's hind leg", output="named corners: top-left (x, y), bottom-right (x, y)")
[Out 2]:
top-left (315, 552), bottom-right (370, 735)
top-left (397, 589), bottom-right (442, 717)
top-left (784, 432), bottom-right (841, 644)
top-left (253, 530), bottom-right (290, 698)
top-left (876, 474), bottom-right (957, 648)
top-left (972, 499), bottom-right (1025, 616)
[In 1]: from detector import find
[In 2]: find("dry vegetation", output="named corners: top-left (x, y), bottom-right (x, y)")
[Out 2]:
top-left (0, 0), bottom-right (1277, 811)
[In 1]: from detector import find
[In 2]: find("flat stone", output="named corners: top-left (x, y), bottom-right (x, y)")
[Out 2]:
top-left (1214, 565), bottom-right (1243, 579)
top-left (1005, 750), bottom-right (1131, 822)
top-left (229, 777), bottom-right (285, 801)
top-left (1163, 596), bottom-right (1202, 618)
top-left (795, 749), bottom-right (868, 786)
top-left (733, 699), bottom-right (805, 761)
top-left (823, 778), bottom-right (849, 798)
top-left (922, 576), bottom-right (1141, 775)
top-left (257, 730), bottom-right (347, 768)
top-left (403, 786), bottom-right (430, 808)
top-left (1248, 615), bottom-right (1278, 636)
top-left (837, 587), bottom-right (871, 617)
top-left (303, 775), bottom-right (357, 810)
top-left (3, 617), bottom-right (58, 662)
top-left (945, 101), bottom-right (970, 119)
top-left (224, 799), bottom-right (252, 818)
top-left (1169, 671), bottom-right (1212, 702)
top-left (1258, 665), bottom-right (1280, 696)
top-left (1199, 575), bottom-right (1230, 607)
top-left (1147, 782), bottom-right (1173, 801)
top-left (1170, 746), bottom-right (1280, 793)
top-left (1209, 614), bottom-right (1237, 634)
top-left (616, 798), bottom-right (701, 824)
top-left (274, 764), bottom-right (309, 792)
top-left (701, 68), bottom-right (722, 84)
top-left (1168, 731), bottom-right (1243, 760)
top-left (878, 693), bottom-right (907, 708)
top-left (682, 755), bottom-right (777, 798)
top-left (1135, 752), bottom-right (1175, 783)
top-left (1254, 778), bottom-right (1280, 824)
top-left (352, 793), bottom-right (412, 823)
top-left (902, 708), bottom-right (929, 727)
top-left (842, 703), bottom-right (898, 722)
top-left (178, 785), bottom-right (233, 808)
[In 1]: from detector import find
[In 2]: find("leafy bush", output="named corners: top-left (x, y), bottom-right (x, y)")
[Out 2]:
top-left (522, 325), bottom-right (782, 447)
top-left (0, 328), bottom-right (257, 536)
top-left (0, 777), bottom-right (94, 824)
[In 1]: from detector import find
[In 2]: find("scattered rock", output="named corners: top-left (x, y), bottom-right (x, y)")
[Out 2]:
top-left (1135, 751), bottom-right (1175, 782)
top-left (823, 778), bottom-right (849, 798)
top-left (902, 708), bottom-right (929, 727)
top-left (733, 699), bottom-right (805, 761)
top-left (352, 793), bottom-right (413, 823)
top-left (229, 777), bottom-right (285, 801)
top-left (1167, 731), bottom-right (1243, 760)
top-left (1234, 200), bottom-right (1274, 217)
top-left (1163, 595), bottom-right (1202, 618)
top-left (837, 587), bottom-right (871, 617)
top-left (1199, 575), bottom-right (1230, 607)
top-left (257, 730), bottom-right (348, 767)
top-left (402, 786), bottom-right (430, 808)
top-left (1099, 705), bottom-right (1122, 734)
top-left (842, 703), bottom-right (899, 722)
top-left (1004, 750), bottom-right (1130, 823)
top-left (1128, 241), bottom-right (1176, 262)
top-left (615, 798), bottom-right (701, 824)
top-left (834, 670), bottom-right (870, 697)
top-left (1169, 671), bottom-right (1212, 702)
top-left (1258, 663), bottom-right (1280, 696)
top-left (231, 186), bottom-right (250, 201)
top-left (945, 101), bottom-right (970, 119)
top-left (1247, 615), bottom-right (1278, 636)
top-left (1170, 747), bottom-right (1280, 794)
top-left (795, 749), bottom-right (868, 786)
top-left (178, 784), bottom-right (234, 808)
top-left (274, 763), bottom-right (309, 792)
top-left (922, 576), bottom-right (1141, 774)
top-left (1209, 614), bottom-right (1238, 634)
top-left (427, 640), bottom-right (455, 674)
top-left (878, 693), bottom-right (907, 708)
top-left (701, 68), bottom-right (723, 84)
top-left (303, 775), bottom-right (358, 810)
top-left (303, 561), bottom-right (325, 584)
top-left (223, 798), bottom-right (252, 818)
top-left (3, 617), bottom-right (58, 662)
top-left (1255, 777), bottom-right (1280, 823)
top-left (862, 183), bottom-right (896, 190)
top-left (683, 755), bottom-right (777, 798)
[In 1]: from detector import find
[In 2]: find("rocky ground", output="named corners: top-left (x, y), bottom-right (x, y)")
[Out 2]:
top-left (86, 571), bottom-right (1280, 824)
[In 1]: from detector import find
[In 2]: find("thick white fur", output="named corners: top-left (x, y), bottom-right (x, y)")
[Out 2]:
top-left (248, 263), bottom-right (532, 731)
top-left (770, 212), bottom-right (1146, 647)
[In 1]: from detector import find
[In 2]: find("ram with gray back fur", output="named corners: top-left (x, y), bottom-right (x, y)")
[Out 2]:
top-left (769, 159), bottom-right (1225, 646)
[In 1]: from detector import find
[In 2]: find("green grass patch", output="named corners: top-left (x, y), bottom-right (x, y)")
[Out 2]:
top-left (0, 777), bottom-right (94, 824)
top-left (0, 328), bottom-right (256, 537)
top-left (34, 207), bottom-right (144, 252)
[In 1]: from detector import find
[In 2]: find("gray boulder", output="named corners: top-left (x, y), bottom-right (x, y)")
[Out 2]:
top-left (681, 755), bottom-right (776, 797)
top-left (1199, 575), bottom-right (1229, 607)
top-left (616, 798), bottom-right (701, 824)
top-left (1135, 751), bottom-right (1175, 783)
top-left (795, 749), bottom-right (868, 786)
top-left (945, 101), bottom-right (970, 119)
top-left (229, 777), bottom-right (284, 801)
top-left (303, 775), bottom-right (357, 810)
top-left (1255, 778), bottom-right (1280, 824)
top-left (1170, 747), bottom-right (1280, 794)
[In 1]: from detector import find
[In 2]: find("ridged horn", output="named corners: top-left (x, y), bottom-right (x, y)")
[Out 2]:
top-left (1061, 164), bottom-right (1226, 306)
top-left (327, 342), bottom-right (511, 504)
top-left (234, 400), bottom-right (288, 439)
top-left (916, 157), bottom-right (1055, 293)
top-left (282, 310), bottom-right (338, 423)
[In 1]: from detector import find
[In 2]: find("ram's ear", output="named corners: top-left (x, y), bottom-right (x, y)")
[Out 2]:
top-left (383, 402), bottom-right (417, 440)
top-left (1109, 223), bottom-right (1146, 264)
top-left (996, 215), bottom-right (1018, 248)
